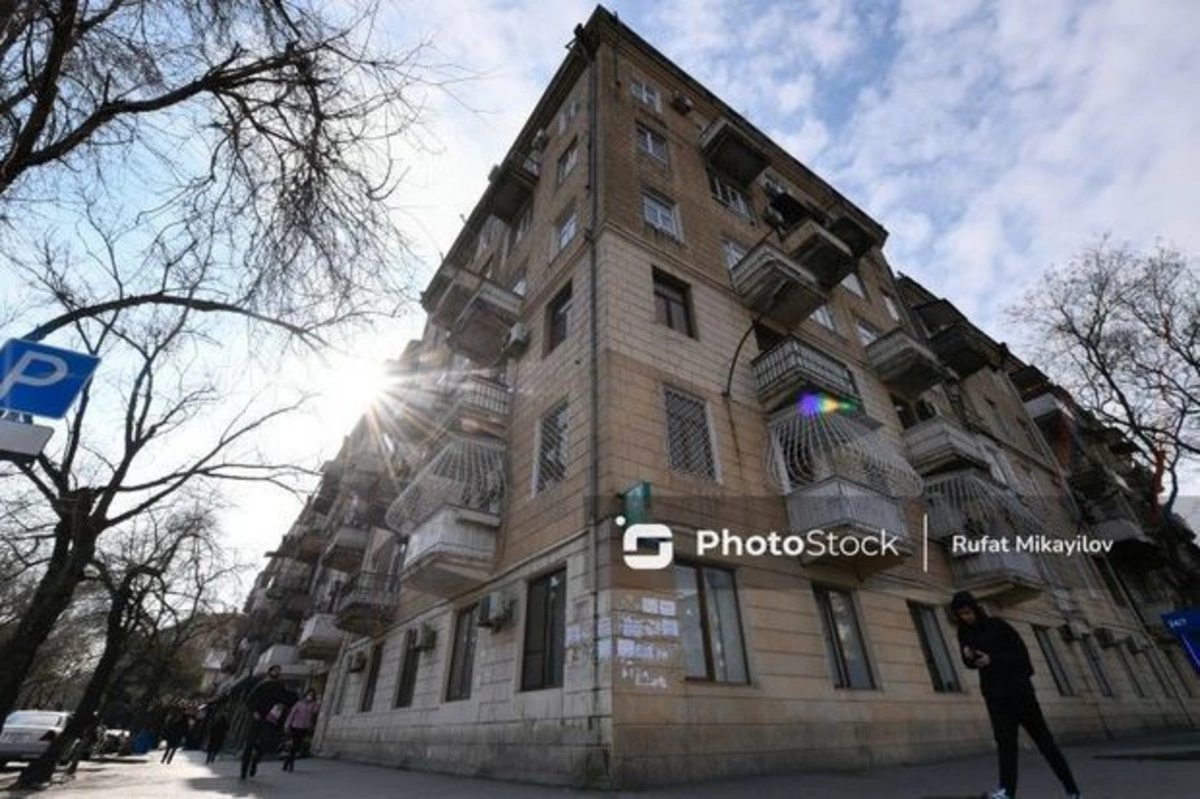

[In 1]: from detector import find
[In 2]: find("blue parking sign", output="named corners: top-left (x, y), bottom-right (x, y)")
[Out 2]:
top-left (0, 339), bottom-right (101, 419)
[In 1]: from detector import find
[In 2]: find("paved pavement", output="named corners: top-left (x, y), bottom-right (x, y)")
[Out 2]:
top-left (3, 730), bottom-right (1198, 797)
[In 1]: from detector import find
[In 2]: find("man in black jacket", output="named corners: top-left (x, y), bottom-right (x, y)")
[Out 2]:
top-left (952, 591), bottom-right (1081, 799)
top-left (239, 665), bottom-right (294, 779)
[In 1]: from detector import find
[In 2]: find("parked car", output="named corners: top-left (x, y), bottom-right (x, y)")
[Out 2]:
top-left (0, 711), bottom-right (72, 767)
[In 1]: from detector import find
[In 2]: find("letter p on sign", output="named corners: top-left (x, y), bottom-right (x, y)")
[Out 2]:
top-left (0, 339), bottom-right (101, 419)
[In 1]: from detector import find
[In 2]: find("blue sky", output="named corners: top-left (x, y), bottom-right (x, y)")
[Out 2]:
top-left (214, 0), bottom-right (1200, 584)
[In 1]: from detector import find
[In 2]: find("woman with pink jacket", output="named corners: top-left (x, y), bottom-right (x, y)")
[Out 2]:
top-left (281, 689), bottom-right (320, 772)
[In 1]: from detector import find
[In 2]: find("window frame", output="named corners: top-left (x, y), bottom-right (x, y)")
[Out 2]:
top-left (1032, 624), bottom-right (1076, 697)
top-left (813, 585), bottom-right (877, 690)
top-left (652, 268), bottom-right (694, 337)
top-left (446, 604), bottom-right (479, 701)
top-left (534, 400), bottom-right (569, 494)
top-left (841, 271), bottom-right (867, 298)
top-left (708, 171), bottom-right (751, 218)
top-left (631, 78), bottom-right (662, 112)
top-left (556, 139), bottom-right (578, 185)
top-left (359, 641), bottom-right (384, 712)
top-left (545, 283), bottom-right (572, 354)
top-left (663, 386), bottom-right (718, 480)
top-left (909, 602), bottom-right (962, 693)
top-left (635, 122), bottom-right (669, 163)
top-left (722, 238), bottom-right (747, 270)
top-left (393, 628), bottom-right (421, 708)
top-left (883, 293), bottom-right (901, 322)
top-left (855, 317), bottom-right (881, 347)
top-left (673, 560), bottom-right (749, 683)
top-left (521, 568), bottom-right (568, 691)
top-left (811, 304), bottom-right (837, 332)
top-left (642, 190), bottom-right (681, 239)
top-left (1080, 634), bottom-right (1115, 698)
top-left (555, 208), bottom-right (578, 254)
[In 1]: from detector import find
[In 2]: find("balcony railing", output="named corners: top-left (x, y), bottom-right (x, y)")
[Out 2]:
top-left (334, 571), bottom-right (400, 637)
top-left (753, 337), bottom-right (859, 410)
top-left (729, 241), bottom-right (828, 328)
top-left (1084, 492), bottom-right (1147, 544)
top-left (322, 523), bottom-right (369, 573)
top-left (488, 154), bottom-right (540, 223)
top-left (449, 279), bottom-right (523, 363)
top-left (699, 117), bottom-right (768, 184)
top-left (951, 550), bottom-right (1045, 606)
top-left (297, 612), bottom-right (344, 660)
top-left (865, 328), bottom-right (943, 399)
top-left (779, 218), bottom-right (856, 288)
top-left (927, 321), bottom-right (1003, 378)
top-left (402, 506), bottom-right (500, 597)
top-left (439, 374), bottom-right (510, 438)
top-left (901, 416), bottom-right (988, 476)
top-left (1025, 391), bottom-right (1075, 426)
top-left (385, 435), bottom-right (507, 533)
top-left (785, 476), bottom-right (910, 572)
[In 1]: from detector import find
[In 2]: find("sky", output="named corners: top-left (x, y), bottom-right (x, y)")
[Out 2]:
top-left (217, 0), bottom-right (1200, 592)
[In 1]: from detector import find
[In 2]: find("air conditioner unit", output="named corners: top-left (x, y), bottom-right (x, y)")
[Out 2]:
top-left (531, 128), bottom-right (549, 151)
top-left (503, 322), bottom-right (530, 355)
top-left (477, 591), bottom-right (514, 630)
top-left (346, 650), bottom-right (367, 672)
top-left (670, 91), bottom-right (693, 114)
top-left (1095, 627), bottom-right (1117, 648)
top-left (415, 622), bottom-right (437, 652)
top-left (1125, 634), bottom-right (1147, 654)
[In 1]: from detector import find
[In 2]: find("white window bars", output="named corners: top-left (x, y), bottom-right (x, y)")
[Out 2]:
top-left (385, 434), bottom-right (507, 534)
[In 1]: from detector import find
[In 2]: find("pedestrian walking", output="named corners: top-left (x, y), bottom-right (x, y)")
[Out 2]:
top-left (160, 712), bottom-right (189, 765)
top-left (205, 713), bottom-right (230, 764)
top-left (281, 689), bottom-right (320, 772)
top-left (951, 591), bottom-right (1082, 799)
top-left (240, 664), bottom-right (294, 779)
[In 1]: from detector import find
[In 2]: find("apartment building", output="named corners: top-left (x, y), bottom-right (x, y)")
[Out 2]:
top-left (235, 6), bottom-right (1200, 788)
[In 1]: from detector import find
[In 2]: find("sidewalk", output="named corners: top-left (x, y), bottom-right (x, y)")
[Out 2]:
top-left (6, 730), bottom-right (1198, 797)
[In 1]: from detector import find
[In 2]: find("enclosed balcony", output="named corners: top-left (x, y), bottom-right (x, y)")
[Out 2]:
top-left (901, 416), bottom-right (989, 476)
top-left (1082, 492), bottom-right (1147, 544)
top-left (753, 337), bottom-right (859, 411)
top-left (334, 571), bottom-right (399, 637)
top-left (449, 279), bottom-right (523, 363)
top-left (729, 242), bottom-right (828, 328)
top-left (865, 328), bottom-right (944, 399)
top-left (927, 321), bottom-right (1003, 377)
top-left (439, 374), bottom-right (510, 438)
top-left (321, 520), bottom-right (370, 573)
top-left (297, 612), bottom-right (344, 660)
top-left (784, 476), bottom-right (911, 572)
top-left (699, 117), bottom-right (768, 184)
top-left (253, 644), bottom-right (310, 677)
top-left (951, 550), bottom-right (1045, 606)
top-left (386, 435), bottom-right (506, 597)
top-left (1025, 389), bottom-right (1075, 427)
top-left (488, 154), bottom-right (540, 223)
top-left (779, 218), bottom-right (856, 288)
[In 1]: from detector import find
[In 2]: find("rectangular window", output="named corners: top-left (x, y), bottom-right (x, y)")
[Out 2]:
top-left (393, 629), bottom-right (420, 708)
top-left (631, 78), bottom-right (661, 112)
top-left (1092, 556), bottom-right (1128, 607)
top-left (664, 387), bottom-right (716, 479)
top-left (883, 294), bottom-right (901, 322)
top-left (510, 266), bottom-right (527, 298)
top-left (511, 205), bottom-right (532, 249)
top-left (359, 642), bottom-right (384, 712)
top-left (1081, 635), bottom-right (1114, 697)
top-left (856, 318), bottom-right (881, 347)
top-left (986, 399), bottom-right (1012, 439)
top-left (909, 603), bottom-right (961, 693)
top-left (708, 172), bottom-right (750, 217)
top-left (642, 191), bottom-right (680, 239)
top-left (522, 569), bottom-right (567, 690)
top-left (653, 269), bottom-right (693, 337)
top-left (1032, 625), bottom-right (1075, 696)
top-left (1116, 645), bottom-right (1146, 698)
top-left (722, 238), bottom-right (746, 270)
top-left (555, 209), bottom-right (577, 254)
top-left (535, 401), bottom-right (569, 492)
top-left (841, 271), bottom-right (867, 298)
top-left (814, 586), bottom-right (875, 689)
top-left (674, 562), bottom-right (748, 682)
top-left (446, 604), bottom-right (479, 701)
top-left (812, 304), bottom-right (837, 332)
top-left (557, 97), bottom-right (579, 134)
top-left (556, 140), bottom-right (578, 184)
top-left (636, 123), bottom-right (669, 162)
top-left (545, 283), bottom-right (571, 353)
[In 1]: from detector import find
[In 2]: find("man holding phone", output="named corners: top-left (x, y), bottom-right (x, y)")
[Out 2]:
top-left (951, 591), bottom-right (1082, 799)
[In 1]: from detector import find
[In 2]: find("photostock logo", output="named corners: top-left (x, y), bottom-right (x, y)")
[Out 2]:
top-left (620, 516), bottom-right (674, 570)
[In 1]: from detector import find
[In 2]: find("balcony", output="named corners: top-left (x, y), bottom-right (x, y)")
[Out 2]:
top-left (488, 154), bottom-right (540, 223)
top-left (923, 469), bottom-right (1043, 543)
top-left (1083, 493), bottom-right (1148, 544)
top-left (927, 321), bottom-right (1003, 377)
top-left (289, 515), bottom-right (327, 564)
top-left (322, 522), bottom-right (369, 573)
top-left (951, 550), bottom-right (1045, 606)
top-left (865, 328), bottom-right (943, 399)
top-left (297, 612), bottom-right (344, 660)
top-left (785, 476), bottom-right (911, 572)
top-left (334, 571), bottom-right (400, 637)
top-left (753, 337), bottom-right (859, 410)
top-left (1025, 390), bottom-right (1075, 427)
top-left (729, 241), bottom-right (828, 328)
top-left (699, 117), bottom-right (768, 184)
top-left (402, 507), bottom-right (501, 597)
top-left (448, 279), bottom-right (523, 363)
top-left (253, 644), bottom-right (311, 677)
top-left (780, 218), bottom-right (856, 288)
top-left (439, 374), bottom-right (510, 438)
top-left (422, 264), bottom-right (481, 331)
top-left (901, 416), bottom-right (989, 476)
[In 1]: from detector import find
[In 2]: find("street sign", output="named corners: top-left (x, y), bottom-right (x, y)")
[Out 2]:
top-left (0, 417), bottom-right (54, 461)
top-left (0, 338), bottom-right (101, 419)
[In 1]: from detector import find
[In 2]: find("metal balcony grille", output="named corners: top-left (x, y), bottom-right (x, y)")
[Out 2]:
top-left (765, 408), bottom-right (922, 497)
top-left (536, 401), bottom-right (569, 492)
top-left (753, 338), bottom-right (858, 405)
top-left (665, 388), bottom-right (716, 479)
top-left (923, 469), bottom-right (1044, 542)
top-left (386, 435), bottom-right (506, 532)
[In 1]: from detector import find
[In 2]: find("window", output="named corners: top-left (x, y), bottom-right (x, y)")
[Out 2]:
top-left (986, 399), bottom-right (1012, 439)
top-left (909, 603), bottom-right (961, 693)
top-left (642, 191), bottom-right (680, 238)
top-left (359, 642), bottom-right (384, 712)
top-left (535, 401), bottom-right (569, 492)
top-left (1091, 556), bottom-right (1128, 607)
top-left (722, 238), bottom-right (747, 270)
top-left (653, 269), bottom-right (693, 336)
top-left (446, 604), bottom-right (479, 701)
top-left (1032, 625), bottom-right (1075, 696)
top-left (510, 266), bottom-right (527, 298)
top-left (664, 387), bottom-right (716, 479)
top-left (557, 97), bottom-right (579, 134)
top-left (814, 586), bottom-right (875, 689)
top-left (980, 443), bottom-right (1011, 486)
top-left (511, 205), bottom-right (532, 249)
top-left (394, 629), bottom-right (420, 708)
top-left (555, 209), bottom-right (577, 254)
top-left (709, 172), bottom-right (750, 217)
top-left (812, 304), bottom-right (837, 332)
top-left (545, 283), bottom-right (571, 353)
top-left (674, 562), bottom-right (748, 682)
top-left (556, 140), bottom-right (578, 184)
top-left (856, 318), bottom-right (881, 347)
top-left (1018, 420), bottom-right (1047, 458)
top-left (522, 569), bottom-right (567, 690)
top-left (883, 294), bottom-right (901, 322)
top-left (1081, 635), bottom-right (1114, 697)
top-left (636, 123), bottom-right (668, 162)
top-left (1115, 646), bottom-right (1146, 698)
top-left (841, 271), bottom-right (867, 298)
top-left (631, 78), bottom-right (661, 112)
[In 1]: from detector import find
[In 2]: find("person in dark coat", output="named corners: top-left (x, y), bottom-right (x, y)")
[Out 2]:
top-left (160, 712), bottom-right (189, 764)
top-left (239, 665), bottom-right (294, 779)
top-left (204, 713), bottom-right (230, 764)
top-left (951, 591), bottom-right (1081, 799)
